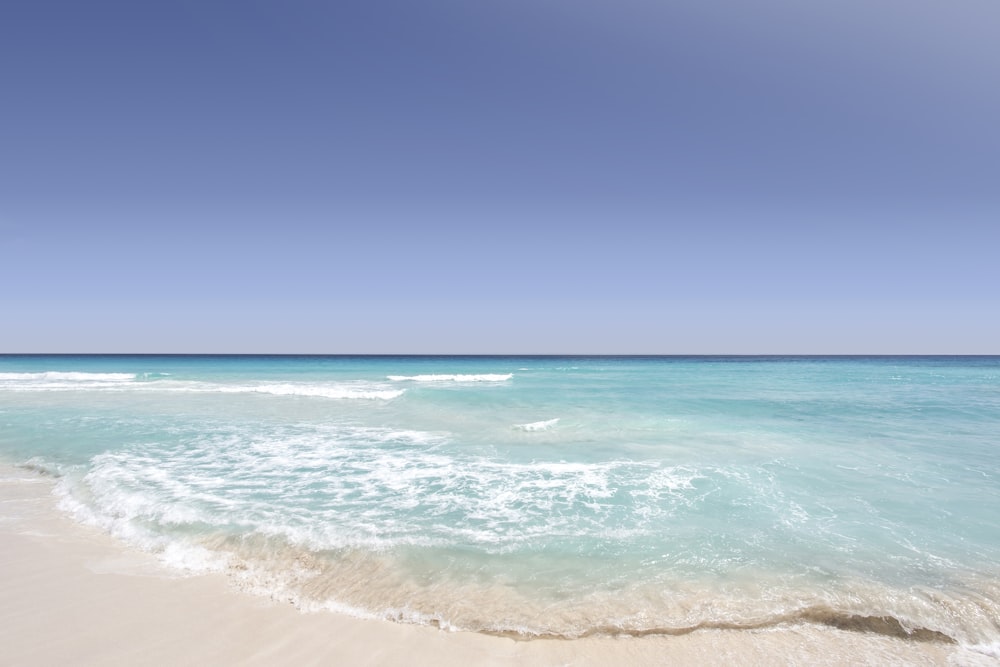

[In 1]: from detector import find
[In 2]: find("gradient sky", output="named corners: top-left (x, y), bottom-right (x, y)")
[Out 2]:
top-left (2, 0), bottom-right (998, 353)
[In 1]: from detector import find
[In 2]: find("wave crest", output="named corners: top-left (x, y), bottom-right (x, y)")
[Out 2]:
top-left (0, 371), bottom-right (136, 382)
top-left (207, 383), bottom-right (405, 400)
top-left (388, 374), bottom-right (513, 382)
top-left (515, 418), bottom-right (559, 432)
top-left (0, 374), bottom-right (404, 400)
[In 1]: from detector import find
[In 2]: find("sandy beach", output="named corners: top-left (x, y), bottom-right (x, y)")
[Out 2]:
top-left (2, 466), bottom-right (989, 666)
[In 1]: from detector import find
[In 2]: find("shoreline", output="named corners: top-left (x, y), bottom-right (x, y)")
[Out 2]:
top-left (0, 465), bottom-right (990, 666)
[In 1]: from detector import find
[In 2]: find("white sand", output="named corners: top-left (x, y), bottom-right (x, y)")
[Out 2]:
top-left (0, 466), bottom-right (986, 666)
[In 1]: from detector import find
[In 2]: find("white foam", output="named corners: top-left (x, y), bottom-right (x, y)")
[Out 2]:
top-left (207, 383), bottom-right (405, 400)
top-left (0, 370), bottom-right (144, 393)
top-left (387, 373), bottom-right (513, 382)
top-left (0, 371), bottom-right (136, 382)
top-left (159, 541), bottom-right (230, 574)
top-left (965, 642), bottom-right (1000, 659)
top-left (0, 374), bottom-right (404, 400)
top-left (514, 418), bottom-right (560, 432)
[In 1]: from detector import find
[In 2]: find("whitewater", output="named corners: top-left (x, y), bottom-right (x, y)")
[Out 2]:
top-left (1, 355), bottom-right (998, 658)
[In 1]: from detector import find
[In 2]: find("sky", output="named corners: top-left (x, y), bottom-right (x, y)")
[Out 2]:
top-left (2, 0), bottom-right (998, 353)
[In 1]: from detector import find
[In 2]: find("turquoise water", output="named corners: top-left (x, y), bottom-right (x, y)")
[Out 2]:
top-left (2, 356), bottom-right (999, 651)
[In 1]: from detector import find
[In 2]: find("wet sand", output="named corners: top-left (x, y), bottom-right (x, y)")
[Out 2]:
top-left (0, 467), bottom-right (986, 666)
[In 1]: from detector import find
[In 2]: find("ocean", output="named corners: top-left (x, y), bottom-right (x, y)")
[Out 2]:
top-left (1, 355), bottom-right (998, 656)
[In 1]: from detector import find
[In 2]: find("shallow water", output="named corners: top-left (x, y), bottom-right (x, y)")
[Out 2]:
top-left (1, 355), bottom-right (998, 656)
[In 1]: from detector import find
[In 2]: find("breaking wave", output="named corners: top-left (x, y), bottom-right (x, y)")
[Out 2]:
top-left (0, 371), bottom-right (136, 382)
top-left (0, 373), bottom-right (404, 400)
top-left (387, 374), bottom-right (513, 382)
top-left (515, 418), bottom-right (560, 431)
top-left (181, 383), bottom-right (405, 401)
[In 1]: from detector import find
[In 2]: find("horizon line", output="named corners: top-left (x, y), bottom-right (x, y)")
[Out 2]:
top-left (2, 353), bottom-right (998, 358)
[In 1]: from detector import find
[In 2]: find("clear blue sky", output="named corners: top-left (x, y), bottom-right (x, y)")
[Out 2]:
top-left (2, 0), bottom-right (998, 353)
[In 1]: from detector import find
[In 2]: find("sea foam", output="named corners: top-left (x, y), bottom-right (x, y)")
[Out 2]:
top-left (514, 418), bottom-right (560, 431)
top-left (202, 383), bottom-right (404, 400)
top-left (0, 371), bottom-right (136, 382)
top-left (387, 373), bottom-right (513, 382)
top-left (0, 373), bottom-right (404, 400)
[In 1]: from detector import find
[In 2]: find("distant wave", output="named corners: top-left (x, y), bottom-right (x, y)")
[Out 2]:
top-left (387, 374), bottom-right (513, 382)
top-left (0, 371), bottom-right (136, 382)
top-left (515, 418), bottom-right (559, 432)
top-left (0, 373), bottom-right (404, 400)
top-left (204, 383), bottom-right (405, 401)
